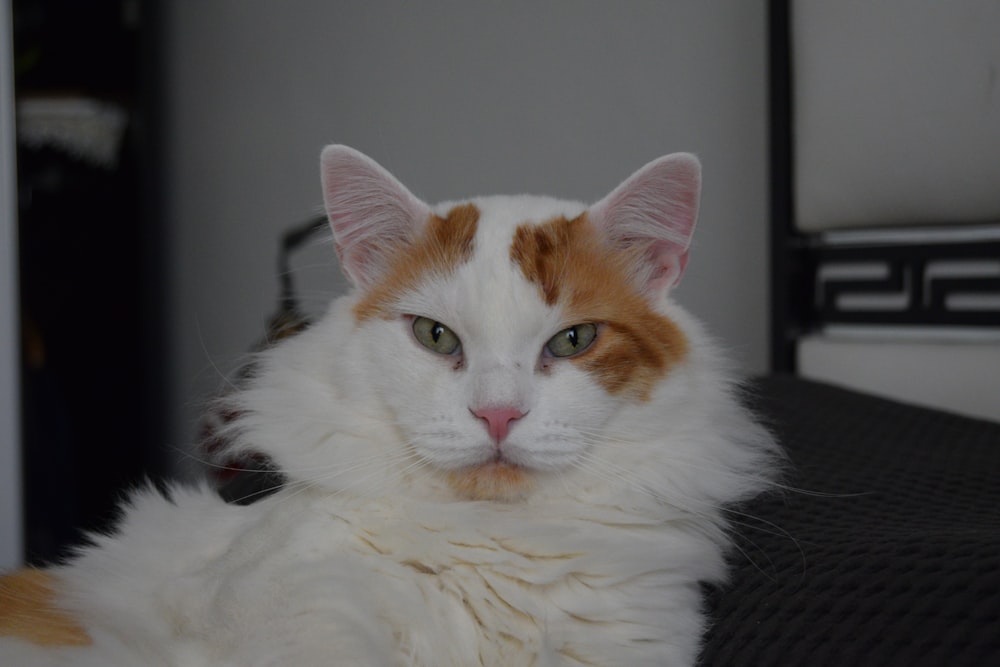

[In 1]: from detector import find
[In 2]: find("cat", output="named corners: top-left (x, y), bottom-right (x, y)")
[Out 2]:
top-left (0, 145), bottom-right (780, 666)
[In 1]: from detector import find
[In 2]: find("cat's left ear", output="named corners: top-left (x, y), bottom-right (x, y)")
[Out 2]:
top-left (588, 153), bottom-right (700, 296)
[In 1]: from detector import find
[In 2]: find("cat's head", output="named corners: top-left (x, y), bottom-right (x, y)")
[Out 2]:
top-left (321, 146), bottom-right (700, 502)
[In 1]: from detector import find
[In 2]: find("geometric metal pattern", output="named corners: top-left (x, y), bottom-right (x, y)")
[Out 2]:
top-left (811, 239), bottom-right (1000, 326)
top-left (768, 0), bottom-right (1000, 370)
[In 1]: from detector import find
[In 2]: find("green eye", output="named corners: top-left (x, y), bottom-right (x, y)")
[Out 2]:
top-left (545, 323), bottom-right (598, 358)
top-left (412, 317), bottom-right (462, 355)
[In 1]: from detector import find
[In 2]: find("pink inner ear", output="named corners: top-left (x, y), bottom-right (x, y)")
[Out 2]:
top-left (589, 152), bottom-right (701, 295)
top-left (647, 243), bottom-right (690, 293)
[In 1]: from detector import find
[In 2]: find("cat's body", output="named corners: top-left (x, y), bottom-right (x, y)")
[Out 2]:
top-left (0, 147), bottom-right (779, 666)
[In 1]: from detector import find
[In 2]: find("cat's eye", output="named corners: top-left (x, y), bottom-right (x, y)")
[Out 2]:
top-left (545, 323), bottom-right (598, 358)
top-left (412, 317), bottom-right (462, 355)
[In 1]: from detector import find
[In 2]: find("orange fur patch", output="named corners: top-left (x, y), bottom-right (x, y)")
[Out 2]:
top-left (354, 203), bottom-right (480, 321)
top-left (447, 462), bottom-right (535, 502)
top-left (510, 214), bottom-right (688, 400)
top-left (0, 569), bottom-right (91, 646)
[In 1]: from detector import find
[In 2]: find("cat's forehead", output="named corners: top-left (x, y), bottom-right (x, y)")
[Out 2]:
top-left (433, 195), bottom-right (588, 234)
top-left (435, 195), bottom-right (593, 314)
top-left (352, 197), bottom-right (585, 322)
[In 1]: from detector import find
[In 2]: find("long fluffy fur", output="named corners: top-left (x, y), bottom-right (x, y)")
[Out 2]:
top-left (0, 150), bottom-right (779, 666)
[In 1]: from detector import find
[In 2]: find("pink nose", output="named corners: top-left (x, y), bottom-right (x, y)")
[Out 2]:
top-left (471, 406), bottom-right (525, 444)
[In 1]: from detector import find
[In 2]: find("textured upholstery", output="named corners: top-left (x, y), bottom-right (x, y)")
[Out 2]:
top-left (701, 375), bottom-right (1000, 666)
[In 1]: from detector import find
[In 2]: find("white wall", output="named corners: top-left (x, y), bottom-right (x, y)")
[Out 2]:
top-left (1, 0), bottom-right (23, 568)
top-left (800, 334), bottom-right (1000, 422)
top-left (164, 1), bottom-right (769, 452)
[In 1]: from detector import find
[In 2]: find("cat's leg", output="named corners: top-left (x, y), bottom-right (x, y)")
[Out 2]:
top-left (0, 638), bottom-right (172, 667)
top-left (206, 555), bottom-right (404, 667)
top-left (218, 623), bottom-right (399, 667)
top-left (215, 609), bottom-right (401, 666)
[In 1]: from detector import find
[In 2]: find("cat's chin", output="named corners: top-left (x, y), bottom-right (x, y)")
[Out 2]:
top-left (445, 461), bottom-right (535, 502)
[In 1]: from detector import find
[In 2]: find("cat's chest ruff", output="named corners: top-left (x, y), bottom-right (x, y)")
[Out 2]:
top-left (315, 501), bottom-right (604, 660)
top-left (326, 499), bottom-right (710, 666)
top-left (205, 497), bottom-right (590, 661)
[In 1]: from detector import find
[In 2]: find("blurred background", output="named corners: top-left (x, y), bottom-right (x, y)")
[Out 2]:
top-left (6, 1), bottom-right (997, 570)
top-left (2, 1), bottom-right (770, 566)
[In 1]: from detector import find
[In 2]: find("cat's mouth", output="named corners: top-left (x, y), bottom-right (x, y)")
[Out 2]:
top-left (445, 459), bottom-right (535, 502)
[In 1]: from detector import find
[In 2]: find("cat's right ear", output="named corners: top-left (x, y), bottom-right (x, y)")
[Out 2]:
top-left (321, 145), bottom-right (431, 288)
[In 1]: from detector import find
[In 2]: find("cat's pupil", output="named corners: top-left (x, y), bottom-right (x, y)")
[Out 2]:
top-left (432, 323), bottom-right (444, 342)
top-left (565, 328), bottom-right (579, 348)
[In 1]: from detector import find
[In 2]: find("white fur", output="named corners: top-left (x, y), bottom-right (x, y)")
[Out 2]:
top-left (1, 151), bottom-right (779, 666)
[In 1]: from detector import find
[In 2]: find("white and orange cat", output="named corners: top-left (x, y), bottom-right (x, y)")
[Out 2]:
top-left (0, 146), bottom-right (779, 666)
